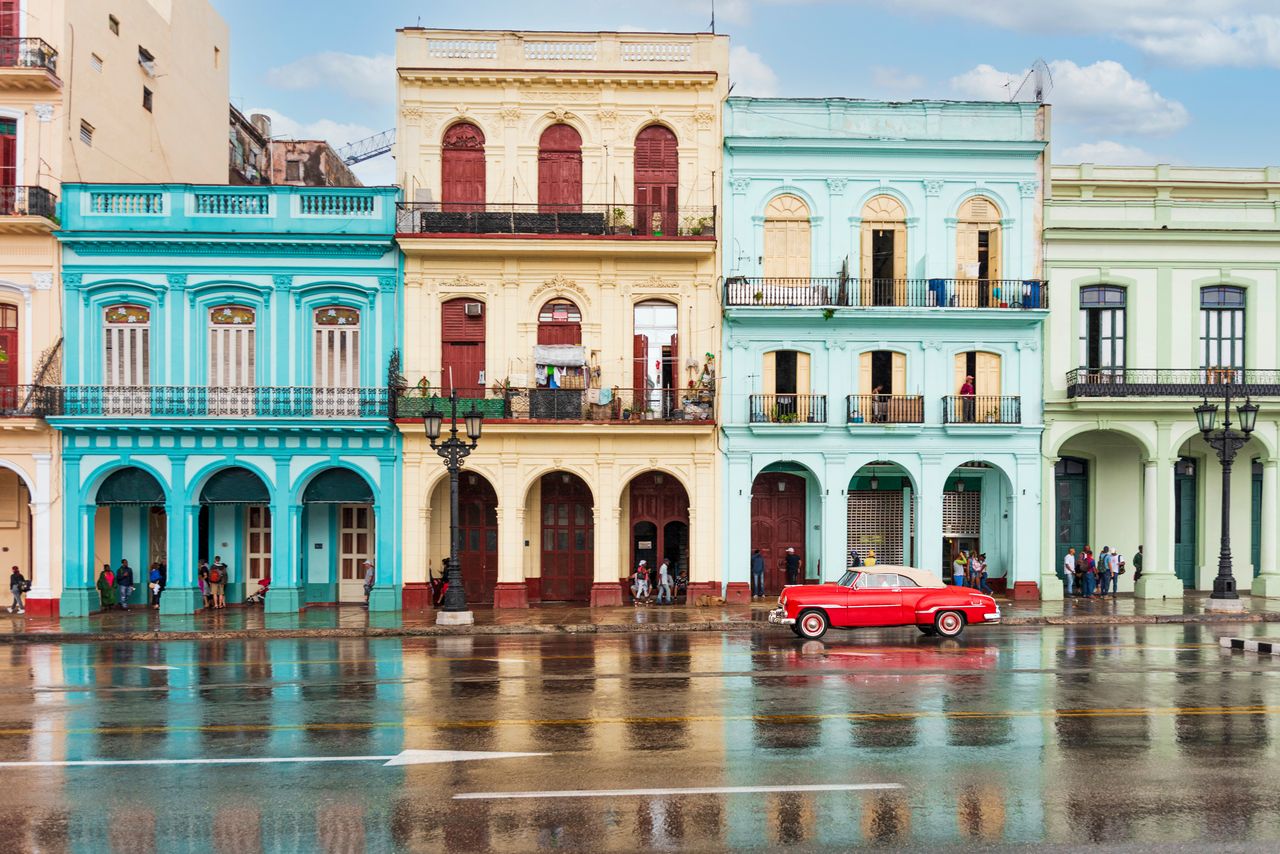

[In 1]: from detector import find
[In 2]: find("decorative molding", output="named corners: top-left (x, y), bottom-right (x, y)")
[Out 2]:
top-left (30, 272), bottom-right (53, 291)
top-left (454, 103), bottom-right (470, 117)
top-left (597, 108), bottom-right (618, 125)
top-left (272, 274), bottom-right (294, 290)
top-left (401, 107), bottom-right (423, 121)
top-left (548, 106), bottom-right (575, 123)
top-left (1019, 180), bottom-right (1040, 198)
top-left (499, 106), bottom-right (520, 126)
top-left (923, 340), bottom-right (941, 350)
top-left (923, 178), bottom-right (944, 197)
top-left (532, 274), bottom-right (590, 304)
top-left (166, 273), bottom-right (188, 290)
top-left (522, 89), bottom-right (597, 102)
top-left (693, 109), bottom-right (716, 129)
top-left (441, 274), bottom-right (481, 290)
top-left (63, 273), bottom-right (82, 290)
top-left (62, 239), bottom-right (391, 259)
top-left (377, 276), bottom-right (397, 293)
top-left (729, 176), bottom-right (750, 194)
top-left (34, 104), bottom-right (54, 122)
top-left (1017, 339), bottom-right (1039, 351)
top-left (826, 177), bottom-right (848, 195)
top-left (636, 274), bottom-right (676, 290)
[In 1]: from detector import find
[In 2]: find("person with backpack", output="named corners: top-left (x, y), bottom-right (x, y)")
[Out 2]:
top-left (208, 555), bottom-right (228, 609)
top-left (148, 563), bottom-right (163, 609)
top-left (8, 566), bottom-right (28, 614)
top-left (631, 560), bottom-right (650, 605)
top-left (115, 559), bottom-right (135, 610)
top-left (1111, 551), bottom-right (1125, 598)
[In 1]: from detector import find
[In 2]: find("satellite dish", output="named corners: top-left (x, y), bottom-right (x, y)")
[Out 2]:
top-left (1010, 59), bottom-right (1053, 103)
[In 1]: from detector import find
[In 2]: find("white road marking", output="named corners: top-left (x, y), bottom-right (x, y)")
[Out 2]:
top-left (454, 783), bottom-right (902, 801)
top-left (141, 666), bottom-right (178, 671)
top-left (0, 749), bottom-right (547, 769)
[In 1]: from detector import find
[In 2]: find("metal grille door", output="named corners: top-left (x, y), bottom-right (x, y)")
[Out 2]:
top-left (846, 491), bottom-right (910, 566)
top-left (942, 491), bottom-right (982, 538)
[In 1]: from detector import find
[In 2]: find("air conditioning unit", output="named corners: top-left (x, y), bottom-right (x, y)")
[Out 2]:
top-left (464, 302), bottom-right (484, 317)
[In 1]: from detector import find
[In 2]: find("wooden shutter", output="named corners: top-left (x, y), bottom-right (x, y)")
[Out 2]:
top-left (762, 351), bottom-right (776, 396)
top-left (538, 124), bottom-right (583, 211)
top-left (669, 332), bottom-right (678, 392)
top-left (976, 352), bottom-right (1001, 397)
top-left (859, 226), bottom-right (873, 304)
top-left (796, 352), bottom-right (811, 420)
top-left (954, 353), bottom-right (966, 395)
top-left (988, 227), bottom-right (1002, 283)
top-left (0, 0), bottom-right (17, 38)
top-left (763, 220), bottom-right (787, 280)
top-left (764, 195), bottom-right (810, 281)
top-left (441, 123), bottom-right (486, 212)
top-left (893, 224), bottom-right (908, 291)
top-left (891, 352), bottom-right (906, 396)
top-left (635, 125), bottom-right (678, 234)
top-left (858, 352), bottom-right (873, 396)
top-left (633, 333), bottom-right (648, 405)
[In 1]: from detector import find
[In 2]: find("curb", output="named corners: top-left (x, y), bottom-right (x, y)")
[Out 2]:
top-left (1, 611), bottom-right (1278, 644)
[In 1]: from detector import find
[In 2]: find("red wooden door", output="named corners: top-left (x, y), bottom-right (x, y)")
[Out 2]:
top-left (458, 476), bottom-right (498, 606)
top-left (540, 473), bottom-right (593, 602)
top-left (440, 298), bottom-right (486, 396)
top-left (0, 1), bottom-right (18, 38)
top-left (538, 124), bottom-right (582, 212)
top-left (537, 300), bottom-right (582, 346)
top-left (632, 333), bottom-right (648, 410)
top-left (751, 472), bottom-right (806, 593)
top-left (441, 123), bottom-right (485, 212)
top-left (629, 473), bottom-right (689, 573)
top-left (0, 119), bottom-right (16, 196)
top-left (634, 125), bottom-right (678, 235)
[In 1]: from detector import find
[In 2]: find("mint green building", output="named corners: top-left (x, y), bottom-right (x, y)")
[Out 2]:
top-left (1042, 164), bottom-right (1280, 600)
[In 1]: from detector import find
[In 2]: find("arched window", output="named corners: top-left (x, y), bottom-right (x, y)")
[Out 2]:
top-left (860, 195), bottom-right (907, 306)
top-left (537, 124), bottom-right (582, 211)
top-left (1201, 285), bottom-right (1245, 378)
top-left (441, 122), bottom-right (485, 211)
top-left (956, 196), bottom-right (1002, 306)
top-left (103, 304), bottom-right (151, 387)
top-left (633, 300), bottom-right (678, 414)
top-left (763, 194), bottom-right (811, 281)
top-left (634, 125), bottom-right (678, 236)
top-left (1079, 286), bottom-right (1126, 381)
top-left (537, 299), bottom-right (582, 346)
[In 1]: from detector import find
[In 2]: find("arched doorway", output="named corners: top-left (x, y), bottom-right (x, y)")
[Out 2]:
top-left (95, 467), bottom-right (167, 608)
top-left (538, 472), bottom-right (593, 602)
top-left (441, 122), bottom-right (485, 211)
top-left (538, 124), bottom-right (582, 211)
top-left (624, 472), bottom-right (689, 584)
top-left (0, 466), bottom-right (31, 596)
top-left (956, 195), bottom-right (1002, 306)
top-left (197, 466), bottom-right (272, 603)
top-left (751, 469), bottom-right (808, 592)
top-left (301, 468), bottom-right (375, 603)
top-left (848, 462), bottom-right (915, 567)
top-left (634, 124), bottom-right (678, 236)
top-left (942, 462), bottom-right (1013, 590)
top-left (431, 472), bottom-right (498, 605)
top-left (860, 195), bottom-right (907, 306)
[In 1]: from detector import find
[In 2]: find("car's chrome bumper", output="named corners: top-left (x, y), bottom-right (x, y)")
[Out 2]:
top-left (768, 608), bottom-right (795, 625)
top-left (984, 606), bottom-right (1001, 623)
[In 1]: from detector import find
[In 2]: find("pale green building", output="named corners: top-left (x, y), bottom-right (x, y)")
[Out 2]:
top-left (1042, 164), bottom-right (1280, 600)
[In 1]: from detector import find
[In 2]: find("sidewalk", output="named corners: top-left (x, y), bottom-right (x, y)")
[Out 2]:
top-left (3, 592), bottom-right (1280, 643)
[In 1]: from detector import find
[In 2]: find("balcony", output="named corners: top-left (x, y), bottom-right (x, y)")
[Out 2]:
top-left (0, 38), bottom-right (59, 87)
top-left (748, 394), bottom-right (827, 424)
top-left (1066, 368), bottom-right (1280, 399)
top-left (0, 386), bottom-right (56, 417)
top-left (941, 395), bottom-right (1022, 425)
top-left (51, 386), bottom-right (391, 419)
top-left (396, 203), bottom-right (715, 239)
top-left (847, 394), bottom-right (924, 424)
top-left (393, 387), bottom-right (714, 424)
top-left (0, 186), bottom-right (58, 232)
top-left (723, 277), bottom-right (1047, 309)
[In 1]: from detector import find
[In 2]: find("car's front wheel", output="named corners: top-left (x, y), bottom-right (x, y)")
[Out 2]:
top-left (935, 610), bottom-right (965, 638)
top-left (917, 625), bottom-right (937, 636)
top-left (796, 609), bottom-right (829, 640)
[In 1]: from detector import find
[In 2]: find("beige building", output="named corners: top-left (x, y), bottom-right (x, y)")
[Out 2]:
top-left (395, 30), bottom-right (727, 607)
top-left (0, 0), bottom-right (228, 612)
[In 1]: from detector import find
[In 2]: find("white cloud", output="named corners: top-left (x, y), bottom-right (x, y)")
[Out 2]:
top-left (870, 66), bottom-right (927, 97)
top-left (247, 107), bottom-right (379, 149)
top-left (265, 52), bottom-right (395, 104)
top-left (950, 60), bottom-right (1189, 136)
top-left (729, 45), bottom-right (779, 97)
top-left (716, 0), bottom-right (753, 25)
top-left (1056, 140), bottom-right (1162, 165)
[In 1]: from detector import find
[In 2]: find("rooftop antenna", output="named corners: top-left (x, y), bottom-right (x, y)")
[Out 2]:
top-left (1010, 59), bottom-right (1053, 103)
top-left (710, 0), bottom-right (715, 33)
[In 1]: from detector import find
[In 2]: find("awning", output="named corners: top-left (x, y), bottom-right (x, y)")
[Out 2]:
top-left (302, 468), bottom-right (374, 504)
top-left (97, 468), bottom-right (165, 506)
top-left (200, 467), bottom-right (269, 505)
top-left (533, 345), bottom-right (586, 367)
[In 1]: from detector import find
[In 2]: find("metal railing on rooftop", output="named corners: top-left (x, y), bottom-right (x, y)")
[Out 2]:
top-left (723, 277), bottom-right (1048, 309)
top-left (396, 202), bottom-right (715, 238)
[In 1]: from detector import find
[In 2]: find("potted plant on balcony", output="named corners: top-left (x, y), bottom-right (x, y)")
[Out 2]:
top-left (609, 208), bottom-right (632, 235)
top-left (682, 216), bottom-right (701, 236)
top-left (752, 290), bottom-right (764, 304)
top-left (697, 215), bottom-right (715, 237)
top-left (650, 211), bottom-right (664, 237)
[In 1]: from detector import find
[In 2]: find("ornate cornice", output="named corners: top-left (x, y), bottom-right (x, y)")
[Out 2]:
top-left (62, 238), bottom-right (393, 259)
top-left (377, 276), bottom-right (397, 293)
top-left (63, 273), bottom-right (82, 290)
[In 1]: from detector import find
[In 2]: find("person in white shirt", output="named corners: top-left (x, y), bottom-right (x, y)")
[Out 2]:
top-left (1062, 548), bottom-right (1076, 597)
top-left (656, 559), bottom-right (673, 605)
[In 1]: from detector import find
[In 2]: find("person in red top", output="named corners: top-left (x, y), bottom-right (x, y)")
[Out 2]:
top-left (960, 375), bottom-right (976, 422)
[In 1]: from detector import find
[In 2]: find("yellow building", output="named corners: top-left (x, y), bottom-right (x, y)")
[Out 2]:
top-left (395, 29), bottom-right (727, 607)
top-left (1, 0), bottom-right (228, 612)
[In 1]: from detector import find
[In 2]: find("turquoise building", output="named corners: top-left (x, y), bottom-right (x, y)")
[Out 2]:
top-left (53, 184), bottom-right (401, 616)
top-left (721, 98), bottom-right (1049, 599)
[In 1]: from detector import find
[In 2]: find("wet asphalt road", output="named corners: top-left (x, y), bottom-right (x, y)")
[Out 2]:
top-left (2, 623), bottom-right (1280, 852)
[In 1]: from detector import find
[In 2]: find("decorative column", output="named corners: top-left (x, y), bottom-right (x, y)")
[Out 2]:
top-left (723, 455), bottom-right (752, 603)
top-left (60, 501), bottom-right (98, 618)
top-left (493, 499), bottom-right (528, 608)
top-left (159, 504), bottom-right (200, 615)
top-left (1010, 454), bottom-right (1042, 600)
top-left (25, 454), bottom-right (56, 615)
top-left (917, 455), bottom-right (945, 579)
top-left (1039, 457), bottom-right (1062, 600)
top-left (400, 455), bottom-right (429, 611)
top-left (367, 458), bottom-right (401, 613)
top-left (590, 505), bottom-right (624, 606)
top-left (265, 459), bottom-right (302, 613)
top-left (1135, 458), bottom-right (1183, 599)
top-left (1252, 459), bottom-right (1280, 597)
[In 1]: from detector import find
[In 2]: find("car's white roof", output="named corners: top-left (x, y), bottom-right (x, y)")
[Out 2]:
top-left (856, 565), bottom-right (946, 589)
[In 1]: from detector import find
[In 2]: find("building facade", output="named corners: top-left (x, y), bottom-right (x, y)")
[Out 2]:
top-left (1, 0), bottom-right (228, 612)
top-left (395, 29), bottom-right (727, 608)
top-left (52, 184), bottom-right (400, 616)
top-left (1042, 164), bottom-right (1280, 600)
top-left (720, 98), bottom-right (1049, 599)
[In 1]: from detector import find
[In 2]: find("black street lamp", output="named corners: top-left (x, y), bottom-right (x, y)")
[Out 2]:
top-left (1195, 383), bottom-right (1259, 603)
top-left (424, 391), bottom-right (483, 624)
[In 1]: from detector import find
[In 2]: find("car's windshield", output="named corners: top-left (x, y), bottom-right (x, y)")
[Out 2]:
top-left (837, 570), bottom-right (858, 587)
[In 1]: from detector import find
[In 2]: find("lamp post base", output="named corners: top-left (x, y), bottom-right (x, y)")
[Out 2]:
top-left (436, 609), bottom-right (475, 626)
top-left (1204, 597), bottom-right (1246, 613)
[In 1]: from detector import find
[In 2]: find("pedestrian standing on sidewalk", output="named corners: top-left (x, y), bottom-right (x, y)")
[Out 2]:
top-left (1133, 545), bottom-right (1144, 583)
top-left (784, 547), bottom-right (801, 586)
top-left (1112, 551), bottom-right (1125, 597)
top-left (8, 566), bottom-right (27, 614)
top-left (952, 551), bottom-right (967, 587)
top-left (116, 559), bottom-right (135, 611)
top-left (1062, 548), bottom-right (1076, 597)
top-left (197, 560), bottom-right (211, 609)
top-left (207, 556), bottom-right (227, 610)
top-left (97, 564), bottom-right (118, 611)
top-left (631, 560), bottom-right (649, 604)
top-left (656, 559), bottom-right (673, 605)
top-left (1081, 548), bottom-right (1096, 598)
top-left (865, 548), bottom-right (877, 568)
top-left (362, 560), bottom-right (375, 606)
top-left (976, 554), bottom-right (994, 594)
top-left (148, 563), bottom-right (163, 609)
top-left (750, 549), bottom-right (765, 599)
top-left (1096, 547), bottom-right (1111, 597)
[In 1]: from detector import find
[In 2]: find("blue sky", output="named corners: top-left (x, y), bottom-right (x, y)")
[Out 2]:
top-left (210, 0), bottom-right (1280, 184)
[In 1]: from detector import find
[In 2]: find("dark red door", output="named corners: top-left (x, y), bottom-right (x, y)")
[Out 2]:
top-left (634, 125), bottom-right (678, 235)
top-left (0, 118), bottom-right (16, 212)
top-left (751, 473), bottom-right (806, 593)
top-left (0, 1), bottom-right (17, 38)
top-left (537, 300), bottom-right (582, 346)
top-left (441, 123), bottom-right (485, 212)
top-left (0, 305), bottom-right (15, 411)
top-left (458, 475), bottom-right (498, 606)
top-left (440, 298), bottom-right (486, 397)
top-left (540, 473), bottom-right (593, 602)
top-left (632, 333), bottom-right (648, 410)
top-left (538, 124), bottom-right (582, 212)
top-left (629, 473), bottom-right (689, 573)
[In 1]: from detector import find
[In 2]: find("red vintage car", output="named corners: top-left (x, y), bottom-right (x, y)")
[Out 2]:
top-left (767, 565), bottom-right (1000, 640)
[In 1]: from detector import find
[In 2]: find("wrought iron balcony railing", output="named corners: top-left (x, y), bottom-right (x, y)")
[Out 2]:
top-left (393, 386), bottom-right (715, 423)
top-left (0, 185), bottom-right (57, 219)
top-left (748, 393), bottom-right (827, 424)
top-left (941, 395), bottom-right (1022, 425)
top-left (723, 277), bottom-right (1048, 309)
top-left (0, 38), bottom-right (58, 74)
top-left (52, 386), bottom-right (390, 418)
top-left (847, 394), bottom-right (925, 424)
top-left (1066, 368), bottom-right (1280, 398)
top-left (396, 202), bottom-right (715, 238)
top-left (0, 385), bottom-right (57, 417)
